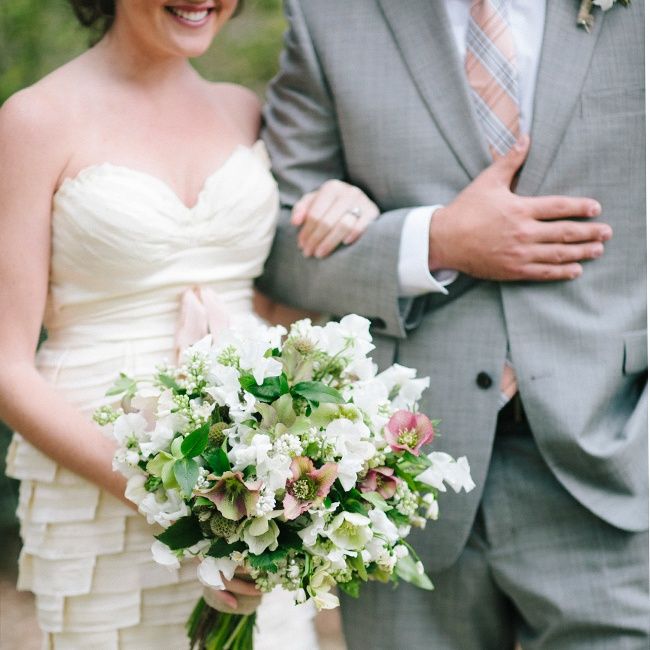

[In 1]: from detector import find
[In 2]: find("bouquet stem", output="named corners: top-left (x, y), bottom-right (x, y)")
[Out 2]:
top-left (187, 598), bottom-right (256, 650)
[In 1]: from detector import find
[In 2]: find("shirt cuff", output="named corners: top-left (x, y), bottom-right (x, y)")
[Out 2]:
top-left (398, 206), bottom-right (459, 297)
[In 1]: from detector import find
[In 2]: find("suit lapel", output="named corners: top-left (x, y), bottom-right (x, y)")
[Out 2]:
top-left (376, 0), bottom-right (491, 179)
top-left (517, 0), bottom-right (604, 195)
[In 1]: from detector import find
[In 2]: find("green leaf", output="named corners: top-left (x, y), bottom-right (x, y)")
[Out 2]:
top-left (239, 373), bottom-right (290, 403)
top-left (181, 423), bottom-right (210, 458)
top-left (343, 498), bottom-right (368, 516)
top-left (350, 551), bottom-right (368, 581)
top-left (386, 509), bottom-right (411, 527)
top-left (155, 516), bottom-right (203, 550)
top-left (157, 373), bottom-right (183, 392)
top-left (105, 373), bottom-right (137, 397)
top-left (291, 381), bottom-right (345, 405)
top-left (337, 579), bottom-right (361, 598)
top-left (203, 447), bottom-right (231, 475)
top-left (359, 491), bottom-right (390, 512)
top-left (247, 547), bottom-right (288, 573)
top-left (173, 457), bottom-right (200, 498)
top-left (395, 555), bottom-right (434, 591)
top-left (272, 393), bottom-right (297, 427)
top-left (207, 538), bottom-right (247, 558)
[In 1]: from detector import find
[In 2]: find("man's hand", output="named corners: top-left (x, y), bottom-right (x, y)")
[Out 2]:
top-left (428, 135), bottom-right (612, 282)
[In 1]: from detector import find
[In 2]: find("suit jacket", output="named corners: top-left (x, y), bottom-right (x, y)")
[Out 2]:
top-left (258, 0), bottom-right (647, 572)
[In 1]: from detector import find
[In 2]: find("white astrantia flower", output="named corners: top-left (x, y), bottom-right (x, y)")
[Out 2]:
top-left (197, 556), bottom-right (238, 590)
top-left (138, 489), bottom-right (190, 528)
top-left (151, 540), bottom-right (180, 569)
top-left (417, 453), bottom-right (476, 494)
top-left (377, 364), bottom-right (430, 410)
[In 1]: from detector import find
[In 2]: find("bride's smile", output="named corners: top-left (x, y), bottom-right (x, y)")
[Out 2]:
top-left (164, 3), bottom-right (217, 28)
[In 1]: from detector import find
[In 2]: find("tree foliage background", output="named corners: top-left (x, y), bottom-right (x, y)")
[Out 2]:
top-left (0, 0), bottom-right (286, 529)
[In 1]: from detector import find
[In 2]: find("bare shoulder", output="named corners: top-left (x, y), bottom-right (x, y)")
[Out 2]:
top-left (208, 82), bottom-right (262, 143)
top-left (0, 59), bottom-right (87, 162)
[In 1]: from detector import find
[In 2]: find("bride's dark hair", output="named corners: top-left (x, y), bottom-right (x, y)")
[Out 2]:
top-left (68, 0), bottom-right (115, 35)
top-left (68, 1), bottom-right (243, 36)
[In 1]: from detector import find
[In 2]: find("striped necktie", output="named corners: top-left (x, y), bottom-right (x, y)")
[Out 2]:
top-left (465, 0), bottom-right (519, 405)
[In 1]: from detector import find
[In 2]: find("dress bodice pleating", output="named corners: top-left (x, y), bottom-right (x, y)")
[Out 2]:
top-left (44, 141), bottom-right (279, 349)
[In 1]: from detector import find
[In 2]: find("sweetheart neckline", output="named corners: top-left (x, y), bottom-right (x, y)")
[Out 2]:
top-left (54, 141), bottom-right (264, 212)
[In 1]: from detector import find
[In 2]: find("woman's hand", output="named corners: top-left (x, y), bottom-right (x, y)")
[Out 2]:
top-left (203, 571), bottom-right (263, 615)
top-left (292, 179), bottom-right (380, 258)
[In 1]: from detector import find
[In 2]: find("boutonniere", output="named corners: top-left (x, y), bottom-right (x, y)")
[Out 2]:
top-left (577, 0), bottom-right (630, 33)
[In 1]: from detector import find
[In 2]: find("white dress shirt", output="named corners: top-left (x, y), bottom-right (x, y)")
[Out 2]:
top-left (397, 0), bottom-right (547, 296)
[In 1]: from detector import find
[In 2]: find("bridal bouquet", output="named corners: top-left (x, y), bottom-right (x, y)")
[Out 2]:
top-left (95, 315), bottom-right (474, 650)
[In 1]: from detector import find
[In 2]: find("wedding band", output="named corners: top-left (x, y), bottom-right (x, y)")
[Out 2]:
top-left (345, 207), bottom-right (362, 219)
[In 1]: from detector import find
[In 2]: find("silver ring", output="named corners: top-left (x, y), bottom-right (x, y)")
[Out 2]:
top-left (345, 207), bottom-right (362, 219)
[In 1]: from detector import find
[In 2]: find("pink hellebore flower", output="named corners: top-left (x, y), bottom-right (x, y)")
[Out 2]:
top-left (203, 471), bottom-right (261, 521)
top-left (385, 410), bottom-right (434, 456)
top-left (283, 457), bottom-right (338, 520)
top-left (360, 466), bottom-right (400, 499)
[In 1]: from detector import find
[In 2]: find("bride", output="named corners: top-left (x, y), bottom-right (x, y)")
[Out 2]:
top-left (0, 1), bottom-right (379, 647)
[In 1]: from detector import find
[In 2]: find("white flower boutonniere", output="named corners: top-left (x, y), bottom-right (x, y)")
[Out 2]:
top-left (577, 0), bottom-right (631, 33)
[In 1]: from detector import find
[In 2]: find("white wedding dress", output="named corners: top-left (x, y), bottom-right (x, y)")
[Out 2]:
top-left (6, 142), bottom-right (319, 650)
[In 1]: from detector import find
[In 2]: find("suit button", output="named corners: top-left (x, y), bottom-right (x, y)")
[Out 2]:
top-left (476, 372), bottom-right (493, 389)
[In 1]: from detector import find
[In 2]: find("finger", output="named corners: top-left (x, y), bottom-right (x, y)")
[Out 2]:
top-left (534, 220), bottom-right (613, 244)
top-left (342, 203), bottom-right (379, 246)
top-left (297, 190), bottom-right (340, 251)
top-left (313, 213), bottom-right (358, 258)
top-left (529, 242), bottom-right (604, 264)
top-left (291, 192), bottom-right (316, 227)
top-left (221, 576), bottom-right (262, 597)
top-left (203, 588), bottom-right (238, 611)
top-left (523, 195), bottom-right (603, 221)
top-left (301, 196), bottom-right (353, 256)
top-left (490, 134), bottom-right (530, 184)
top-left (519, 262), bottom-right (583, 282)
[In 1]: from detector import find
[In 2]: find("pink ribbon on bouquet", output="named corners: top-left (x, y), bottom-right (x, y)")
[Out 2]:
top-left (174, 286), bottom-right (230, 361)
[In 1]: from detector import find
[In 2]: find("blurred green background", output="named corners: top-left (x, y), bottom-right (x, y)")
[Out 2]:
top-left (0, 0), bottom-right (286, 559)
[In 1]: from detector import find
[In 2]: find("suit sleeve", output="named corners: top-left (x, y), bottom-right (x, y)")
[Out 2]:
top-left (258, 0), bottom-right (418, 339)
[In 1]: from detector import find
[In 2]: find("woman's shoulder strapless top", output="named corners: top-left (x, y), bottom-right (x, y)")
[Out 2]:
top-left (44, 141), bottom-right (279, 347)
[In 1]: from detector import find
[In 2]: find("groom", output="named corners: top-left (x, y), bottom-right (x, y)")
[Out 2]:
top-left (259, 1), bottom-right (648, 648)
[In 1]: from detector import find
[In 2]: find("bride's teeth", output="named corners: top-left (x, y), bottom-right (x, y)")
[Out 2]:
top-left (169, 7), bottom-right (209, 22)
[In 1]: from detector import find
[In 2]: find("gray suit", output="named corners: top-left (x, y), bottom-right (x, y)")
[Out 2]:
top-left (259, 1), bottom-right (648, 647)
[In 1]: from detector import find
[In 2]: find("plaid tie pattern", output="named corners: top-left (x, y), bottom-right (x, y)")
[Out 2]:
top-left (465, 0), bottom-right (519, 405)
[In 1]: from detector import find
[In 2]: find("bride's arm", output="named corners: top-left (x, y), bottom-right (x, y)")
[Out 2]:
top-left (255, 180), bottom-right (379, 327)
top-left (0, 92), bottom-right (130, 507)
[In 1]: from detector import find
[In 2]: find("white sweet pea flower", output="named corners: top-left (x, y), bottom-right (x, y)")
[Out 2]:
top-left (350, 379), bottom-right (391, 431)
top-left (124, 474), bottom-right (148, 506)
top-left (298, 502), bottom-right (339, 547)
top-left (325, 419), bottom-right (376, 490)
top-left (417, 453), bottom-right (476, 493)
top-left (197, 556), bottom-right (238, 590)
top-left (139, 413), bottom-right (185, 457)
top-left (229, 433), bottom-right (273, 471)
top-left (138, 489), bottom-right (190, 528)
top-left (316, 315), bottom-right (374, 359)
top-left (377, 364), bottom-right (430, 410)
top-left (394, 544), bottom-right (409, 559)
top-left (112, 412), bottom-right (150, 448)
top-left (368, 508), bottom-right (400, 545)
top-left (593, 0), bottom-right (616, 9)
top-left (150, 540), bottom-right (180, 569)
top-left (259, 453), bottom-right (293, 493)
